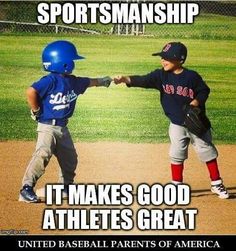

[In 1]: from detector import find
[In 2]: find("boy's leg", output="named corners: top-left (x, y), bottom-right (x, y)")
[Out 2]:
top-left (189, 130), bottom-right (229, 199)
top-left (189, 130), bottom-right (218, 163)
top-left (169, 123), bottom-right (190, 183)
top-left (171, 163), bottom-right (184, 183)
top-left (206, 158), bottom-right (220, 181)
top-left (21, 123), bottom-right (56, 187)
top-left (20, 123), bottom-right (56, 202)
top-left (55, 127), bottom-right (78, 186)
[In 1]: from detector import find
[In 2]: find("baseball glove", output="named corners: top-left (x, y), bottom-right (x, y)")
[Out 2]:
top-left (183, 104), bottom-right (211, 138)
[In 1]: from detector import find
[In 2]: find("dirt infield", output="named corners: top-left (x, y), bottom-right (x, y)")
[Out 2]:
top-left (0, 141), bottom-right (236, 235)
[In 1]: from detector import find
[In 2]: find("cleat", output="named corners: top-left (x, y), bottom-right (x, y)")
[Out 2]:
top-left (62, 185), bottom-right (69, 199)
top-left (211, 179), bottom-right (229, 199)
top-left (19, 185), bottom-right (40, 203)
top-left (62, 190), bottom-right (68, 199)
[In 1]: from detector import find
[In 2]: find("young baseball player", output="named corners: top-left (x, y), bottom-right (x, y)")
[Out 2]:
top-left (19, 40), bottom-right (112, 203)
top-left (114, 42), bottom-right (229, 199)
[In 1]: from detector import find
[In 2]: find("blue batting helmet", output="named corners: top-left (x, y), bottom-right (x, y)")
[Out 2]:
top-left (42, 40), bottom-right (84, 74)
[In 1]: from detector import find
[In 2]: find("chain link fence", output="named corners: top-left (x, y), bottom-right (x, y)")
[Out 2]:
top-left (0, 0), bottom-right (235, 39)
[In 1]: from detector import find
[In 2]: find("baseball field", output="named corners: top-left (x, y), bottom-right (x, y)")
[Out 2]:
top-left (0, 34), bottom-right (236, 235)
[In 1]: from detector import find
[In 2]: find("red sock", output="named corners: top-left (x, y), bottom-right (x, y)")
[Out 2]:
top-left (206, 159), bottom-right (220, 181)
top-left (171, 163), bottom-right (184, 182)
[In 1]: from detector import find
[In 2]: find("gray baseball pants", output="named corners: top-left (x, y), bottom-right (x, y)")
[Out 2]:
top-left (21, 123), bottom-right (78, 187)
top-left (169, 123), bottom-right (218, 164)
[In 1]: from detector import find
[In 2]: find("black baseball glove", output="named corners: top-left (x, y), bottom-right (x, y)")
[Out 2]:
top-left (183, 104), bottom-right (211, 138)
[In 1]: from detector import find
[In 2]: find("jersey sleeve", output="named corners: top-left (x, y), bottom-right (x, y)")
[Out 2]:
top-left (73, 76), bottom-right (90, 95)
top-left (128, 69), bottom-right (162, 90)
top-left (192, 72), bottom-right (210, 105)
top-left (31, 75), bottom-right (54, 98)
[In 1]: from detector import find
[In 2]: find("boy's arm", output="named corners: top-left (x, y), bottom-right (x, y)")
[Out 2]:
top-left (114, 70), bottom-right (160, 89)
top-left (114, 75), bottom-right (149, 88)
top-left (26, 87), bottom-right (41, 120)
top-left (89, 77), bottom-right (112, 88)
top-left (26, 87), bottom-right (40, 111)
top-left (191, 74), bottom-right (210, 107)
top-left (194, 86), bottom-right (210, 106)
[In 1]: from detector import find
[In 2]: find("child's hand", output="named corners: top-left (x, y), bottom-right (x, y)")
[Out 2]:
top-left (190, 99), bottom-right (199, 107)
top-left (113, 76), bottom-right (131, 85)
top-left (30, 108), bottom-right (41, 121)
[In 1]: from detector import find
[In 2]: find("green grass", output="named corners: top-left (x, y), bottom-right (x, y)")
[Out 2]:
top-left (145, 14), bottom-right (236, 40)
top-left (0, 35), bottom-right (236, 143)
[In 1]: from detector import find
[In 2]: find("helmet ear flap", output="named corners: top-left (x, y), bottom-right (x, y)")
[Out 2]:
top-left (43, 61), bottom-right (75, 74)
top-left (62, 61), bottom-right (75, 74)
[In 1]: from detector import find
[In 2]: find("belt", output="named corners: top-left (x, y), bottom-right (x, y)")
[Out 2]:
top-left (39, 119), bottom-right (68, 127)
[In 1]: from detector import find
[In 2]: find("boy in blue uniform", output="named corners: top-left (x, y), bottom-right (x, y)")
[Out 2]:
top-left (19, 40), bottom-right (112, 203)
top-left (114, 42), bottom-right (229, 199)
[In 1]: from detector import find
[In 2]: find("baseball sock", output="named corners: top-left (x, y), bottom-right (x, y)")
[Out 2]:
top-left (171, 163), bottom-right (184, 182)
top-left (206, 158), bottom-right (220, 181)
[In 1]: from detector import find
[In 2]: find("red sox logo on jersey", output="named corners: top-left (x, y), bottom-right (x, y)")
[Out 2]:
top-left (162, 84), bottom-right (194, 99)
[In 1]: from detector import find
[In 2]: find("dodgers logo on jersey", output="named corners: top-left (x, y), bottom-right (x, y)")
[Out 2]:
top-left (49, 90), bottom-right (77, 110)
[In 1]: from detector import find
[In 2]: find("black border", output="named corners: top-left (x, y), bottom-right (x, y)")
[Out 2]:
top-left (1, 235), bottom-right (236, 250)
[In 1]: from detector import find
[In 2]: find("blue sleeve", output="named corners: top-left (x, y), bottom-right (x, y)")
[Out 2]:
top-left (193, 72), bottom-right (210, 105)
top-left (128, 69), bottom-right (162, 90)
top-left (31, 75), bottom-right (53, 98)
top-left (72, 76), bottom-right (90, 95)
